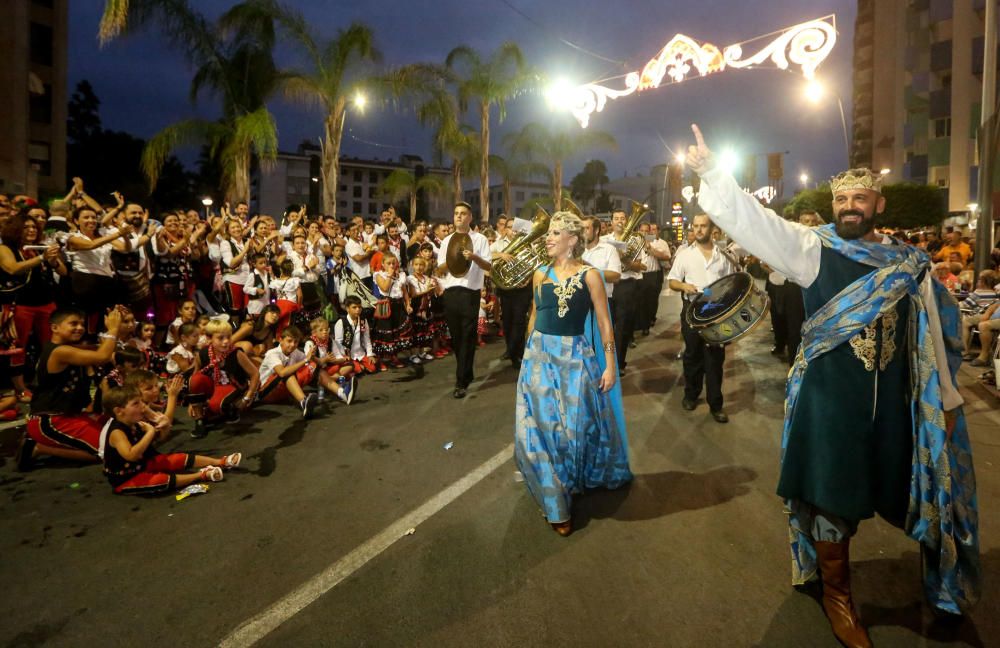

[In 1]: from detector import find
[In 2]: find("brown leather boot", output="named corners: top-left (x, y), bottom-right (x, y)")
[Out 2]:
top-left (814, 540), bottom-right (873, 648)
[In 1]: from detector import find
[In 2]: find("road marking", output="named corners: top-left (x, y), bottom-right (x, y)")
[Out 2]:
top-left (219, 442), bottom-right (515, 648)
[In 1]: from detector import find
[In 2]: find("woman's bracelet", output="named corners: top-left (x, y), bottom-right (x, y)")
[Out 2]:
top-left (603, 341), bottom-right (615, 354)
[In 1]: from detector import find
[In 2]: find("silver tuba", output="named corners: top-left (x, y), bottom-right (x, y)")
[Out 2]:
top-left (492, 206), bottom-right (551, 290)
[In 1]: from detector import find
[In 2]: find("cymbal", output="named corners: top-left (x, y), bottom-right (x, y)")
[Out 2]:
top-left (446, 232), bottom-right (472, 277)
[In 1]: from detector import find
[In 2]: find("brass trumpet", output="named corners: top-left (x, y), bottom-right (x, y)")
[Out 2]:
top-left (617, 200), bottom-right (651, 265)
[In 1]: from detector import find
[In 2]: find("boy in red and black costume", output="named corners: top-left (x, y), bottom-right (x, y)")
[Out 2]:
top-left (187, 317), bottom-right (260, 438)
top-left (100, 385), bottom-right (240, 495)
top-left (16, 307), bottom-right (121, 471)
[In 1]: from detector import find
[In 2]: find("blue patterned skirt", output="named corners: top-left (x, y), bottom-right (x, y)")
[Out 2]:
top-left (514, 330), bottom-right (632, 523)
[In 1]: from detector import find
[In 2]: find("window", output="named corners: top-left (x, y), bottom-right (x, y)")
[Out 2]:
top-left (339, 200), bottom-right (347, 208)
top-left (28, 141), bottom-right (51, 176)
top-left (515, 191), bottom-right (525, 201)
top-left (353, 171), bottom-right (362, 182)
top-left (353, 186), bottom-right (362, 198)
top-left (352, 202), bottom-right (362, 213)
top-left (368, 203), bottom-right (378, 215)
top-left (29, 83), bottom-right (52, 124)
top-left (29, 22), bottom-right (53, 66)
top-left (934, 117), bottom-right (952, 137)
top-left (338, 184), bottom-right (347, 191)
top-left (368, 187), bottom-right (377, 199)
top-left (369, 171), bottom-right (378, 183)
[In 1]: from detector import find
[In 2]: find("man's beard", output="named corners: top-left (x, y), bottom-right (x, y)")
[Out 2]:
top-left (834, 209), bottom-right (876, 239)
top-left (695, 232), bottom-right (712, 244)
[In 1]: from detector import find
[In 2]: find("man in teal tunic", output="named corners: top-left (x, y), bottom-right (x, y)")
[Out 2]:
top-left (685, 125), bottom-right (979, 648)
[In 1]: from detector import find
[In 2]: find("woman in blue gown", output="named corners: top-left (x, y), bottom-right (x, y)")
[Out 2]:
top-left (514, 211), bottom-right (632, 536)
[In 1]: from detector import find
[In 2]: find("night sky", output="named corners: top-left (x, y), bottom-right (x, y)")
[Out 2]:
top-left (68, 0), bottom-right (857, 195)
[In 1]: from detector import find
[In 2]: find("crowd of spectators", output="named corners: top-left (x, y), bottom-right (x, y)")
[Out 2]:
top-left (2, 177), bottom-right (998, 493)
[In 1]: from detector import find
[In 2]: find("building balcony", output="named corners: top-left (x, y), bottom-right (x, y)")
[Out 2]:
top-left (930, 40), bottom-right (952, 72)
top-left (929, 89), bottom-right (952, 119)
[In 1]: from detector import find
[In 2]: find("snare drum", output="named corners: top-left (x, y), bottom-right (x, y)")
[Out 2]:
top-left (685, 272), bottom-right (769, 345)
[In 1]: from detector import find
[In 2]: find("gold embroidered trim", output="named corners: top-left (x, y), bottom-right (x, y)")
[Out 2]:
top-left (552, 270), bottom-right (585, 318)
top-left (849, 324), bottom-right (877, 371)
top-left (879, 310), bottom-right (898, 371)
top-left (849, 310), bottom-right (899, 372)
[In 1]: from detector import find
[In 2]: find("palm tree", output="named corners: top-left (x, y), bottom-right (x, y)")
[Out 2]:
top-left (100, 1), bottom-right (280, 202)
top-left (267, 6), bottom-right (381, 217)
top-left (379, 169), bottom-right (449, 221)
top-left (504, 122), bottom-right (618, 209)
top-left (413, 89), bottom-right (480, 204)
top-left (445, 43), bottom-right (537, 223)
top-left (488, 153), bottom-right (550, 218)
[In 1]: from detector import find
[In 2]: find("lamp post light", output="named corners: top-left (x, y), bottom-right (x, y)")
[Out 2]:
top-left (201, 197), bottom-right (213, 220)
top-left (799, 172), bottom-right (810, 188)
top-left (804, 79), bottom-right (850, 167)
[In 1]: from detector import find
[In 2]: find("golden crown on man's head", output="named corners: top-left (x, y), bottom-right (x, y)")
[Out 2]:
top-left (830, 168), bottom-right (883, 194)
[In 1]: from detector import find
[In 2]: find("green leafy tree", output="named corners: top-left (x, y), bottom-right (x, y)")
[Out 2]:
top-left (411, 85), bottom-right (480, 204)
top-left (100, 1), bottom-right (280, 203)
top-left (379, 169), bottom-right (449, 222)
top-left (569, 159), bottom-right (610, 209)
top-left (266, 4), bottom-right (381, 217)
top-left (445, 43), bottom-right (537, 222)
top-left (784, 182), bottom-right (947, 229)
top-left (504, 122), bottom-right (617, 209)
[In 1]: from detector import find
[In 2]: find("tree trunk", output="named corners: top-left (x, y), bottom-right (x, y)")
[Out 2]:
top-left (228, 149), bottom-right (250, 205)
top-left (452, 159), bottom-right (462, 205)
top-left (479, 100), bottom-right (490, 223)
top-left (410, 191), bottom-right (417, 222)
top-left (323, 100), bottom-right (346, 218)
top-left (503, 177), bottom-right (512, 218)
top-left (553, 159), bottom-right (563, 211)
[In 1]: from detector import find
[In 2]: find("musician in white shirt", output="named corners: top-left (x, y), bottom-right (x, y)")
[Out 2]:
top-left (600, 209), bottom-right (646, 373)
top-left (436, 202), bottom-right (493, 398)
top-left (667, 213), bottom-right (738, 423)
top-left (491, 214), bottom-right (530, 368)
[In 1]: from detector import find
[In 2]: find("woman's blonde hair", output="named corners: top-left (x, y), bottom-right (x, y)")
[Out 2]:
top-left (549, 211), bottom-right (585, 258)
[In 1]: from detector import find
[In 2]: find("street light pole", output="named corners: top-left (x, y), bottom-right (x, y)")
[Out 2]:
top-left (975, 0), bottom-right (998, 279)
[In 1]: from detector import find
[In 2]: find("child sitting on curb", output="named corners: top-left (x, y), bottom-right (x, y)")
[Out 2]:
top-left (100, 385), bottom-right (240, 495)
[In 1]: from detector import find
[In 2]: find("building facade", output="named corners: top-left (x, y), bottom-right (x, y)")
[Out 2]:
top-left (852, 0), bottom-right (996, 214)
top-left (252, 149), bottom-right (453, 222)
top-left (0, 0), bottom-right (68, 197)
top-left (464, 181), bottom-right (553, 222)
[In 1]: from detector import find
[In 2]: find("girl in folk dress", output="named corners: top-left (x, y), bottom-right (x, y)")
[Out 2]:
top-left (372, 254), bottom-right (415, 368)
top-left (406, 257), bottom-right (438, 361)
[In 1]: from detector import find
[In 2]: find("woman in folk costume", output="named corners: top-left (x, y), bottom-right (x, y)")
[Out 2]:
top-left (686, 124), bottom-right (978, 648)
top-left (514, 211), bottom-right (631, 537)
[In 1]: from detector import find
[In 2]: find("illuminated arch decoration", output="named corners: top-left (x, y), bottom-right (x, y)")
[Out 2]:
top-left (564, 16), bottom-right (837, 128)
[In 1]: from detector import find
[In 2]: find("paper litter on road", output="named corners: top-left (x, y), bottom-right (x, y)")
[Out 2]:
top-left (513, 471), bottom-right (524, 483)
top-left (176, 483), bottom-right (209, 501)
top-left (404, 527), bottom-right (416, 536)
top-left (69, 482), bottom-right (80, 489)
top-left (443, 441), bottom-right (454, 450)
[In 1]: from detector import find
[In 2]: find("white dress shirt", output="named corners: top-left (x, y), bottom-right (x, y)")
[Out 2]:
top-left (600, 234), bottom-right (642, 280)
top-left (582, 241), bottom-right (622, 298)
top-left (667, 243), bottom-right (737, 293)
top-left (333, 316), bottom-right (374, 359)
top-left (696, 166), bottom-right (963, 410)
top-left (344, 238), bottom-right (372, 279)
top-left (436, 230), bottom-right (492, 291)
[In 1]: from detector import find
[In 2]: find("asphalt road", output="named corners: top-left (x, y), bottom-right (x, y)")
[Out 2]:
top-left (1, 294), bottom-right (997, 648)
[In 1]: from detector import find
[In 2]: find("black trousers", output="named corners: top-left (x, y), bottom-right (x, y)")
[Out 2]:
top-left (782, 282), bottom-right (805, 366)
top-left (443, 287), bottom-right (480, 389)
top-left (498, 284), bottom-right (532, 363)
top-left (681, 301), bottom-right (726, 411)
top-left (637, 270), bottom-right (661, 332)
top-left (610, 278), bottom-right (638, 368)
top-left (766, 278), bottom-right (787, 352)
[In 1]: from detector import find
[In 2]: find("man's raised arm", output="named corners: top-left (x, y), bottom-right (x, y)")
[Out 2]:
top-left (686, 124), bottom-right (822, 288)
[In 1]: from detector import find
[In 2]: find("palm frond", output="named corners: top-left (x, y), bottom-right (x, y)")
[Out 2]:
top-left (415, 174), bottom-right (449, 197)
top-left (142, 119), bottom-right (225, 189)
top-left (277, 71), bottom-right (328, 108)
top-left (98, 0), bottom-right (131, 45)
top-left (379, 169), bottom-right (416, 203)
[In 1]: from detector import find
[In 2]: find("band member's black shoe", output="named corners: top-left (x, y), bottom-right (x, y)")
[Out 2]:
top-left (190, 419), bottom-right (208, 439)
top-left (710, 410), bottom-right (729, 423)
top-left (453, 388), bottom-right (467, 399)
top-left (681, 398), bottom-right (697, 411)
